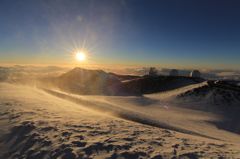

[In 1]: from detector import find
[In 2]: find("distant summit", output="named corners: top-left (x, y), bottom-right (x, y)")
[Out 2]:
top-left (56, 67), bottom-right (120, 95)
top-left (190, 70), bottom-right (201, 78)
top-left (45, 67), bottom-right (205, 96)
top-left (169, 69), bottom-right (179, 76)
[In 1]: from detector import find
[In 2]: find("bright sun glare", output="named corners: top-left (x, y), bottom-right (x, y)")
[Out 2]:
top-left (75, 51), bottom-right (86, 61)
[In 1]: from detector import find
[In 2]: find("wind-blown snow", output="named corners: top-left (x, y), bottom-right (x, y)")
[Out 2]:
top-left (1, 83), bottom-right (240, 158)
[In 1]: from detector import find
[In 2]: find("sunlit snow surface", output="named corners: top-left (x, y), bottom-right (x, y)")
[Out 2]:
top-left (0, 83), bottom-right (240, 158)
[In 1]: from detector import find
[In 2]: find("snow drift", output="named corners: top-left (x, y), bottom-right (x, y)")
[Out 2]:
top-left (1, 83), bottom-right (240, 159)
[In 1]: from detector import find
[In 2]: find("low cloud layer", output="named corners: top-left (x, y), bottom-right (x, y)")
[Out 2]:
top-left (119, 67), bottom-right (240, 80)
top-left (0, 65), bottom-right (239, 83)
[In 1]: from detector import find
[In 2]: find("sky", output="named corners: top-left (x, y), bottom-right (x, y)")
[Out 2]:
top-left (0, 0), bottom-right (240, 69)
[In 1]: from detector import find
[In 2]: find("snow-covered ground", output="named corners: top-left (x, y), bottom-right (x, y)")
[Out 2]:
top-left (0, 83), bottom-right (240, 158)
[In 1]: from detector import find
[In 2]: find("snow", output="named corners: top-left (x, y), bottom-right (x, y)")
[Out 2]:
top-left (1, 83), bottom-right (240, 158)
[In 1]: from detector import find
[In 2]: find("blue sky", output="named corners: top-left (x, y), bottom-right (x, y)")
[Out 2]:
top-left (0, 0), bottom-right (240, 69)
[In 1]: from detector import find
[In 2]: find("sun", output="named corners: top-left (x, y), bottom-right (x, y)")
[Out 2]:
top-left (75, 51), bottom-right (86, 61)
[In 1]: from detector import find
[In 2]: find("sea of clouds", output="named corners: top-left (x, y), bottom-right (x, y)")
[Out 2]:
top-left (0, 65), bottom-right (239, 83)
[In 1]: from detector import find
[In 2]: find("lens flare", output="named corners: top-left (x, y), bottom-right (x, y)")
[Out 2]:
top-left (75, 51), bottom-right (86, 61)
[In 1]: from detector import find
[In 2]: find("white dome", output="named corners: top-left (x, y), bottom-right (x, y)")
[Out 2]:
top-left (190, 70), bottom-right (201, 78)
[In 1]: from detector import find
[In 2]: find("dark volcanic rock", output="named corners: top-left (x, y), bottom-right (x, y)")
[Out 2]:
top-left (42, 67), bottom-right (204, 96)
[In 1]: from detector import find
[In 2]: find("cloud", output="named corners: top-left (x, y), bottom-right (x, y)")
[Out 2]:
top-left (0, 65), bottom-right (239, 82)
top-left (114, 67), bottom-right (240, 80)
top-left (0, 65), bottom-right (69, 83)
